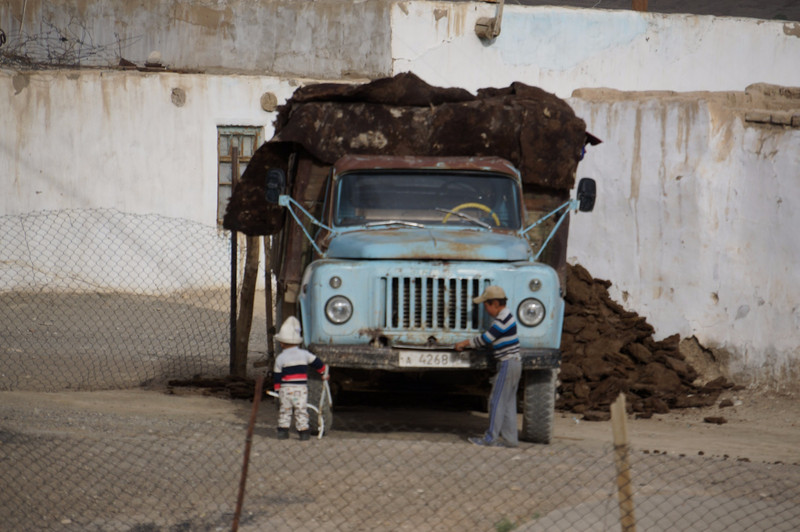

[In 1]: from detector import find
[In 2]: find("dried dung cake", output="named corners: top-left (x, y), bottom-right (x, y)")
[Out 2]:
top-left (223, 72), bottom-right (593, 235)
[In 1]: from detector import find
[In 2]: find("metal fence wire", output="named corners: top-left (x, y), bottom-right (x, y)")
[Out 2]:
top-left (1, 209), bottom-right (799, 531)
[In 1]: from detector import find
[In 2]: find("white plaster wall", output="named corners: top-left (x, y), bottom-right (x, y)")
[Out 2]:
top-left (567, 95), bottom-right (800, 381)
top-left (391, 3), bottom-right (800, 98)
top-left (1, 70), bottom-right (298, 224)
top-left (388, 2), bottom-right (800, 380)
top-left (4, 2), bottom-right (800, 94)
top-left (1, 69), bottom-right (303, 291)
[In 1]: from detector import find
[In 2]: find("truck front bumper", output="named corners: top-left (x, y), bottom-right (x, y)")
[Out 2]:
top-left (307, 344), bottom-right (560, 371)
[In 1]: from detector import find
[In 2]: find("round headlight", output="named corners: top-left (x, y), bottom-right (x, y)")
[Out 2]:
top-left (325, 295), bottom-right (353, 324)
top-left (329, 276), bottom-right (342, 289)
top-left (518, 298), bottom-right (545, 327)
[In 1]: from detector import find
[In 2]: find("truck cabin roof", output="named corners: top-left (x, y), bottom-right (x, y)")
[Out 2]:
top-left (330, 155), bottom-right (521, 181)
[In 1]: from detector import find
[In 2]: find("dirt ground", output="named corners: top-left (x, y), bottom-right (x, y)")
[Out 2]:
top-left (555, 386), bottom-right (800, 465)
top-left (2, 382), bottom-right (799, 531)
top-left (4, 383), bottom-right (797, 465)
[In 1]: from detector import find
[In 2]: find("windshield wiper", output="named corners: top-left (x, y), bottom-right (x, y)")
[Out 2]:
top-left (364, 220), bottom-right (426, 229)
top-left (435, 208), bottom-right (491, 229)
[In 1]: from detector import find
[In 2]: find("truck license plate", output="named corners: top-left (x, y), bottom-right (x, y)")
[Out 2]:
top-left (397, 350), bottom-right (470, 368)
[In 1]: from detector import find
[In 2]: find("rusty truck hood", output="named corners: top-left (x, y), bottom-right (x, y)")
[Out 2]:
top-left (325, 227), bottom-right (532, 261)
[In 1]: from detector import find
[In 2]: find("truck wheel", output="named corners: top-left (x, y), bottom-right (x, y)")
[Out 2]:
top-left (521, 369), bottom-right (555, 444)
top-left (307, 377), bottom-right (333, 436)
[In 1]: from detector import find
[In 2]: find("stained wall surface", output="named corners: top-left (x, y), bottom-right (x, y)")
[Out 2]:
top-left (567, 91), bottom-right (800, 382)
top-left (0, 0), bottom-right (392, 79)
top-left (390, 3), bottom-right (800, 97)
top-left (1, 70), bottom-right (300, 222)
top-left (2, 2), bottom-right (800, 95)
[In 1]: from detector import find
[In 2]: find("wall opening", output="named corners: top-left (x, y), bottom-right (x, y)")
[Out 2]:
top-left (217, 126), bottom-right (264, 224)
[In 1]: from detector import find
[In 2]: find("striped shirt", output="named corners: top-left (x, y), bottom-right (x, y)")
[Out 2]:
top-left (469, 307), bottom-right (520, 361)
top-left (273, 346), bottom-right (326, 391)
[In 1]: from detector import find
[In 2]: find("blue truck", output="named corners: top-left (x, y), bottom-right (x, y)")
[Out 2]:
top-left (272, 154), bottom-right (594, 443)
top-left (224, 74), bottom-right (598, 443)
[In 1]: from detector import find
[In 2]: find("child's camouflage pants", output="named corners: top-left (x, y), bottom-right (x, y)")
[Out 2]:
top-left (278, 384), bottom-right (309, 431)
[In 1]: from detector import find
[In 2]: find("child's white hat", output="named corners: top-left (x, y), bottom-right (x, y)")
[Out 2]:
top-left (275, 316), bottom-right (303, 344)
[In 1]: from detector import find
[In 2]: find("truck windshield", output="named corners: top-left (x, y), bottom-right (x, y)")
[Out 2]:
top-left (334, 171), bottom-right (522, 229)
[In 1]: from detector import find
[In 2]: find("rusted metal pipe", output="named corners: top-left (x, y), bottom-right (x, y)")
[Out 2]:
top-left (264, 236), bottom-right (275, 360)
top-left (232, 374), bottom-right (264, 532)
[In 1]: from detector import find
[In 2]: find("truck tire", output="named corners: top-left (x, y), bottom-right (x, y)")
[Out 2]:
top-left (307, 376), bottom-right (333, 436)
top-left (521, 369), bottom-right (555, 444)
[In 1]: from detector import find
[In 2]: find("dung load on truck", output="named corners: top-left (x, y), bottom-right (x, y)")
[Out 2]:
top-left (224, 73), bottom-right (599, 443)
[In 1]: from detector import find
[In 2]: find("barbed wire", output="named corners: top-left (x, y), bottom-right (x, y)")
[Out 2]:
top-left (0, 15), bottom-right (141, 69)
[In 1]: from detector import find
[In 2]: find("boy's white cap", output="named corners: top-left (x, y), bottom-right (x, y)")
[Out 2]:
top-left (473, 285), bottom-right (506, 304)
top-left (275, 316), bottom-right (303, 344)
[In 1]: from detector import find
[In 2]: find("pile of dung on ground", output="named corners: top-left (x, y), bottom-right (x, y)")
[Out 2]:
top-left (167, 375), bottom-right (256, 400)
top-left (558, 263), bottom-right (737, 420)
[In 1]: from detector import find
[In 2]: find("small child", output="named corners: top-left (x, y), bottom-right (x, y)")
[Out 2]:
top-left (272, 316), bottom-right (328, 441)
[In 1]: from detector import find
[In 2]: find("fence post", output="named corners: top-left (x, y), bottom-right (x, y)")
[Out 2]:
top-left (229, 147), bottom-right (239, 375)
top-left (611, 393), bottom-right (637, 532)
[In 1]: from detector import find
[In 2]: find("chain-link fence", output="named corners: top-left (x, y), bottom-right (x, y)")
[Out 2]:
top-left (1, 209), bottom-right (235, 392)
top-left (1, 209), bottom-right (799, 531)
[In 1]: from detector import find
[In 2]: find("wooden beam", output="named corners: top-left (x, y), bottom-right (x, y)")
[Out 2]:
top-left (229, 145), bottom-right (260, 378)
top-left (632, 0), bottom-right (648, 12)
top-left (233, 235), bottom-right (260, 377)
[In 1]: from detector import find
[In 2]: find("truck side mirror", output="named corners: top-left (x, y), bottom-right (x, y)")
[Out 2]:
top-left (265, 168), bottom-right (286, 204)
top-left (577, 178), bottom-right (596, 212)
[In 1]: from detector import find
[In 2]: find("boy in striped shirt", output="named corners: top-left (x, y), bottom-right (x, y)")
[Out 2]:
top-left (455, 285), bottom-right (521, 448)
top-left (273, 316), bottom-right (328, 441)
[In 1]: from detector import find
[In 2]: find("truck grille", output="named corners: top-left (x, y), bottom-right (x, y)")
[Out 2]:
top-left (383, 276), bottom-right (489, 332)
